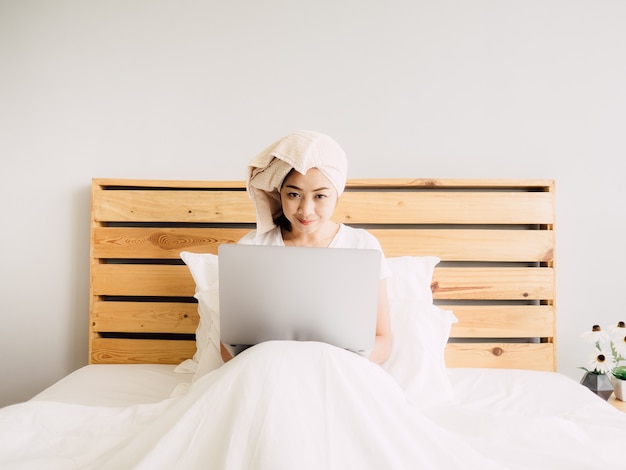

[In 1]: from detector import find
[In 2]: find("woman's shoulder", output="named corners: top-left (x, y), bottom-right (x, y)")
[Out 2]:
top-left (335, 225), bottom-right (391, 279)
top-left (238, 227), bottom-right (284, 245)
top-left (334, 224), bottom-right (382, 249)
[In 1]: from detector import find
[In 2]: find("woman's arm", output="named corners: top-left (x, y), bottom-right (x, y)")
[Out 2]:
top-left (368, 279), bottom-right (392, 364)
top-left (220, 343), bottom-right (233, 363)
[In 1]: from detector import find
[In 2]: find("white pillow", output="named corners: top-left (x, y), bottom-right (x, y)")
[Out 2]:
top-left (383, 302), bottom-right (457, 408)
top-left (382, 256), bottom-right (458, 409)
top-left (385, 256), bottom-right (440, 304)
top-left (176, 252), bottom-right (223, 377)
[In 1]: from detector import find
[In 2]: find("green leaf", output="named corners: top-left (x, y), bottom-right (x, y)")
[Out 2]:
top-left (612, 366), bottom-right (626, 380)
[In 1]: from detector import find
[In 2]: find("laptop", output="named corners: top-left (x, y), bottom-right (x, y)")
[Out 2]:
top-left (218, 243), bottom-right (381, 357)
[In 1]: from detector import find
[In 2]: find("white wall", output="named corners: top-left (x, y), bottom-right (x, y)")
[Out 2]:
top-left (1, 0), bottom-right (625, 407)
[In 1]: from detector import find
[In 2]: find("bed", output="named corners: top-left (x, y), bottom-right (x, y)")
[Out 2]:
top-left (1, 177), bottom-right (625, 469)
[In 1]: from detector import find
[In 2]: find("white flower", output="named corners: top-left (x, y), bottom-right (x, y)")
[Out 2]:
top-left (610, 321), bottom-right (626, 359)
top-left (581, 324), bottom-right (611, 347)
top-left (581, 322), bottom-right (626, 375)
top-left (587, 348), bottom-right (617, 374)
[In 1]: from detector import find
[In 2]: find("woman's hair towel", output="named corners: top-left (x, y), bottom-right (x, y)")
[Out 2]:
top-left (246, 130), bottom-right (348, 238)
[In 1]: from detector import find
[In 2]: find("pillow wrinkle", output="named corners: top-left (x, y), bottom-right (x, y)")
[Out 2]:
top-left (178, 252), bottom-right (223, 378)
top-left (383, 256), bottom-right (457, 409)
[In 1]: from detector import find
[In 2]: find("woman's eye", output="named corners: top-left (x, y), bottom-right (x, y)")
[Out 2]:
top-left (315, 194), bottom-right (327, 199)
top-left (287, 192), bottom-right (300, 198)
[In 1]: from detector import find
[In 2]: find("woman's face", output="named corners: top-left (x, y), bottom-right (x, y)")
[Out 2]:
top-left (280, 168), bottom-right (339, 235)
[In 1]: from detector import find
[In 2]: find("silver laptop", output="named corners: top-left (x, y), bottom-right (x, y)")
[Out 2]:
top-left (218, 244), bottom-right (381, 357)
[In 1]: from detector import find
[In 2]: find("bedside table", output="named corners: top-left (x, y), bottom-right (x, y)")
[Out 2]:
top-left (608, 394), bottom-right (626, 412)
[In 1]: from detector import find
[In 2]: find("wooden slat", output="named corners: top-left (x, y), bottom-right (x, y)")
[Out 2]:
top-left (346, 178), bottom-right (554, 190)
top-left (92, 227), bottom-right (246, 258)
top-left (448, 305), bottom-right (555, 338)
top-left (335, 191), bottom-right (554, 224)
top-left (372, 229), bottom-right (554, 261)
top-left (93, 227), bottom-right (553, 262)
top-left (94, 189), bottom-right (554, 225)
top-left (92, 264), bottom-right (554, 301)
top-left (94, 190), bottom-right (255, 223)
top-left (92, 301), bottom-right (198, 334)
top-left (90, 338), bottom-right (195, 364)
top-left (94, 178), bottom-right (245, 189)
top-left (432, 267), bottom-right (554, 300)
top-left (91, 303), bottom-right (555, 339)
top-left (92, 264), bottom-right (195, 297)
top-left (94, 177), bottom-right (554, 190)
top-left (444, 342), bottom-right (555, 370)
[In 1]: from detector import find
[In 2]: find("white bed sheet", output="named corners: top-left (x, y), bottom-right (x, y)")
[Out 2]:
top-left (2, 342), bottom-right (626, 469)
top-left (448, 366), bottom-right (619, 413)
top-left (434, 368), bottom-right (626, 469)
top-left (32, 364), bottom-right (192, 407)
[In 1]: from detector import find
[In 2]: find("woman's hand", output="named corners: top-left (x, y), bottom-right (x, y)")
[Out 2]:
top-left (368, 279), bottom-right (392, 364)
top-left (220, 343), bottom-right (233, 363)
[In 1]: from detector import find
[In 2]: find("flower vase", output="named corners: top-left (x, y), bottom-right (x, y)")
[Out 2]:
top-left (580, 372), bottom-right (614, 400)
top-left (610, 376), bottom-right (626, 401)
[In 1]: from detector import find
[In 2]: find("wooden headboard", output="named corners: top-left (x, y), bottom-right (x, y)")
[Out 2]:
top-left (90, 178), bottom-right (556, 371)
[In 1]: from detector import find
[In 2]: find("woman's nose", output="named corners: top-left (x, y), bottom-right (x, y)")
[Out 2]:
top-left (298, 197), bottom-right (314, 215)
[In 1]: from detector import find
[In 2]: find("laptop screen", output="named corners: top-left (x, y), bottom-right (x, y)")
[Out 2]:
top-left (218, 244), bottom-right (381, 356)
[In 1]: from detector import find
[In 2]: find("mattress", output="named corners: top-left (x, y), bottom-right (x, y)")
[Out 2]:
top-left (31, 363), bottom-right (617, 412)
top-left (447, 367), bottom-right (606, 413)
top-left (31, 364), bottom-right (193, 407)
top-left (31, 362), bottom-right (616, 418)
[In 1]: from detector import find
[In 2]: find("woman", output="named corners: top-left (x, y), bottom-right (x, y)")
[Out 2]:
top-left (220, 130), bottom-right (392, 364)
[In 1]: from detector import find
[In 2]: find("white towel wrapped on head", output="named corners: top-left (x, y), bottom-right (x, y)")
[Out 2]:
top-left (247, 130), bottom-right (348, 238)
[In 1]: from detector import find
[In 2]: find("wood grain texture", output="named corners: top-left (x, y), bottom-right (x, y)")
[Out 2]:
top-left (335, 191), bottom-right (554, 225)
top-left (372, 229), bottom-right (554, 262)
top-left (91, 264), bottom-right (554, 301)
top-left (91, 301), bottom-right (199, 334)
top-left (431, 267), bottom-right (554, 300)
top-left (94, 190), bottom-right (255, 223)
top-left (448, 305), bottom-right (555, 338)
top-left (90, 338), bottom-right (196, 364)
top-left (445, 342), bottom-right (555, 370)
top-left (92, 227), bottom-right (554, 262)
top-left (92, 227), bottom-right (249, 258)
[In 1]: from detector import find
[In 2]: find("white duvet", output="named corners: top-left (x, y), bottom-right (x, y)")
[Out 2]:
top-left (1, 341), bottom-right (625, 470)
